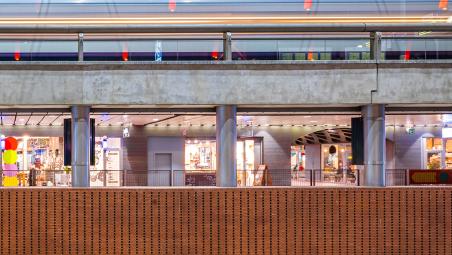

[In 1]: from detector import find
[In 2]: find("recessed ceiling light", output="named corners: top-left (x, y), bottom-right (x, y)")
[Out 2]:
top-left (309, 120), bottom-right (317, 123)
top-left (153, 118), bottom-right (159, 121)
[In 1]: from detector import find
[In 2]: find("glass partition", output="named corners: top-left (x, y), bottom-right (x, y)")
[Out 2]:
top-left (0, 40), bottom-right (77, 61)
top-left (83, 39), bottom-right (223, 61)
top-left (232, 39), bottom-right (370, 60)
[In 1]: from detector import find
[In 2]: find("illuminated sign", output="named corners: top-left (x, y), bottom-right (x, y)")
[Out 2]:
top-left (409, 170), bottom-right (452, 185)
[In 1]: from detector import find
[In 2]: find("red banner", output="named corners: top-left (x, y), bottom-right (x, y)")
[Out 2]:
top-left (409, 170), bottom-right (452, 185)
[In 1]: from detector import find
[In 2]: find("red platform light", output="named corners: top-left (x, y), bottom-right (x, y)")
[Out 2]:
top-left (439, 0), bottom-right (448, 10)
top-left (14, 51), bottom-right (20, 61)
top-left (404, 49), bottom-right (411, 60)
top-left (304, 0), bottom-right (312, 11)
top-left (169, 0), bottom-right (176, 12)
top-left (211, 50), bottom-right (219, 60)
top-left (122, 51), bottom-right (129, 61)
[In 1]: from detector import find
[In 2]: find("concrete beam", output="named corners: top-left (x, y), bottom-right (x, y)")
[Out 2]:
top-left (0, 61), bottom-right (449, 106)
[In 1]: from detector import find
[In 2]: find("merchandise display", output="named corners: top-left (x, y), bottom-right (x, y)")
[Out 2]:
top-left (2, 137), bottom-right (19, 186)
top-left (321, 143), bottom-right (353, 182)
top-left (185, 138), bottom-right (262, 186)
top-left (1, 136), bottom-right (123, 186)
top-left (185, 138), bottom-right (259, 172)
top-left (423, 137), bottom-right (452, 169)
top-left (91, 137), bottom-right (122, 187)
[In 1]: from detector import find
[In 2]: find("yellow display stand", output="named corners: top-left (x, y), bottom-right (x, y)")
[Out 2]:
top-left (3, 176), bottom-right (19, 187)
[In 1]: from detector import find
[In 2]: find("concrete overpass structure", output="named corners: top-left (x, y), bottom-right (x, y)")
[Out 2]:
top-left (0, 22), bottom-right (451, 188)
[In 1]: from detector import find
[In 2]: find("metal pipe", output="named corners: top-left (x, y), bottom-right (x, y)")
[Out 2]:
top-left (0, 23), bottom-right (450, 33)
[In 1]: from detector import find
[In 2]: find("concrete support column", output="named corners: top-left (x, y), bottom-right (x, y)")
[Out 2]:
top-left (71, 105), bottom-right (91, 187)
top-left (78, 33), bottom-right (84, 61)
top-left (362, 104), bottom-right (386, 186)
top-left (216, 105), bottom-right (237, 187)
top-left (370, 32), bottom-right (382, 61)
top-left (223, 32), bottom-right (232, 61)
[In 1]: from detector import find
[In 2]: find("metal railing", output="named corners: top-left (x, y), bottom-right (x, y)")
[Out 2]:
top-left (1, 36), bottom-right (452, 61)
top-left (1, 168), bottom-right (450, 187)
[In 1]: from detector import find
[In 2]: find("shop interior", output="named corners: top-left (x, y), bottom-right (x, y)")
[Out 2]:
top-left (0, 111), bottom-right (451, 186)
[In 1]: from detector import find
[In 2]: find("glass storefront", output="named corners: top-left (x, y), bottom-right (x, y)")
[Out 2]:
top-left (184, 137), bottom-right (262, 186)
top-left (90, 137), bottom-right (122, 187)
top-left (424, 137), bottom-right (443, 169)
top-left (321, 143), bottom-right (354, 182)
top-left (291, 145), bottom-right (305, 171)
top-left (1, 135), bottom-right (123, 187)
top-left (184, 138), bottom-right (260, 171)
top-left (423, 137), bottom-right (452, 170)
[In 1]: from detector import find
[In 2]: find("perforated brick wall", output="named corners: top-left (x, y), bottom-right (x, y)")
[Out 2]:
top-left (0, 188), bottom-right (451, 254)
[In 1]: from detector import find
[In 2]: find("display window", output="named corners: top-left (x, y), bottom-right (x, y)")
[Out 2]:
top-left (184, 138), bottom-right (260, 171)
top-left (1, 136), bottom-right (123, 187)
top-left (290, 145), bottom-right (305, 171)
top-left (184, 138), bottom-right (262, 186)
top-left (422, 137), bottom-right (452, 169)
top-left (1, 136), bottom-right (64, 186)
top-left (321, 143), bottom-right (353, 182)
top-left (90, 137), bottom-right (122, 187)
top-left (424, 137), bottom-right (443, 169)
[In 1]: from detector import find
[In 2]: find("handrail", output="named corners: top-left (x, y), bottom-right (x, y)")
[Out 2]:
top-left (0, 23), bottom-right (450, 34)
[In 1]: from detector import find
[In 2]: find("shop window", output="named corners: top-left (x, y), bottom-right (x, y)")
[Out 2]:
top-left (424, 137), bottom-right (442, 169)
top-left (291, 145), bottom-right (305, 171)
top-left (184, 138), bottom-right (258, 172)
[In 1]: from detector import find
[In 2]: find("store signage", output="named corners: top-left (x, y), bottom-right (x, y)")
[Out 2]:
top-left (409, 170), bottom-right (452, 185)
top-left (442, 128), bottom-right (452, 138)
top-left (406, 127), bottom-right (415, 135)
top-left (122, 127), bottom-right (130, 138)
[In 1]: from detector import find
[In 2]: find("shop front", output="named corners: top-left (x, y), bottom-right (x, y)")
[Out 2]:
top-left (184, 137), bottom-right (263, 186)
top-left (1, 135), bottom-right (123, 187)
top-left (320, 143), bottom-right (355, 183)
top-left (422, 131), bottom-right (452, 170)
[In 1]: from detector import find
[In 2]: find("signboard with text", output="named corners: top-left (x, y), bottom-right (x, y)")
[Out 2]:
top-left (409, 170), bottom-right (452, 185)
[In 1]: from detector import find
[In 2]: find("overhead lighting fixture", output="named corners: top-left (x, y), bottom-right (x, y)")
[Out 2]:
top-left (309, 120), bottom-right (317, 123)
top-left (448, 16), bottom-right (452, 23)
top-left (418, 31), bottom-right (432, 36)
top-left (153, 118), bottom-right (159, 121)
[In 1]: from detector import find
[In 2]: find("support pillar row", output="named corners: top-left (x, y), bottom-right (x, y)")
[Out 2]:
top-left (362, 104), bottom-right (386, 187)
top-left (71, 105), bottom-right (91, 187)
top-left (216, 105), bottom-right (237, 187)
